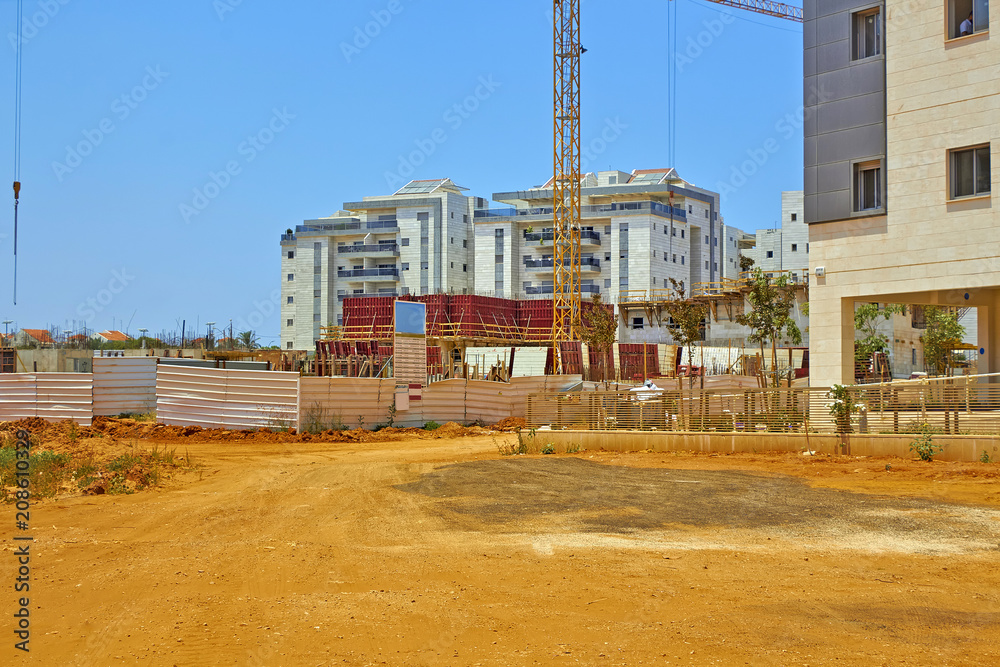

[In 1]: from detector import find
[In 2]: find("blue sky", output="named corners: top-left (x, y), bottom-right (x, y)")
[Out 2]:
top-left (0, 0), bottom-right (802, 345)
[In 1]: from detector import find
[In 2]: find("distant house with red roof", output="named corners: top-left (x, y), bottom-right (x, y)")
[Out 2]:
top-left (93, 330), bottom-right (131, 343)
top-left (14, 328), bottom-right (55, 347)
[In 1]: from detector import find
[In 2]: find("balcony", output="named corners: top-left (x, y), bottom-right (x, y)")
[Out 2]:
top-left (338, 292), bottom-right (400, 302)
top-left (337, 243), bottom-right (400, 256)
top-left (475, 201), bottom-right (687, 222)
top-left (524, 229), bottom-right (601, 246)
top-left (295, 219), bottom-right (399, 235)
top-left (336, 268), bottom-right (400, 280)
top-left (524, 284), bottom-right (600, 295)
top-left (523, 257), bottom-right (601, 272)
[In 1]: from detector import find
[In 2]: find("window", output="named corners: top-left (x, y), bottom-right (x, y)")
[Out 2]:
top-left (653, 250), bottom-right (657, 259)
top-left (791, 244), bottom-right (798, 252)
top-left (314, 264), bottom-right (321, 274)
top-left (450, 262), bottom-right (454, 268)
top-left (766, 251), bottom-right (774, 258)
top-left (619, 277), bottom-right (629, 287)
top-left (462, 239), bottom-right (467, 248)
top-left (401, 238), bottom-right (409, 246)
top-left (604, 279), bottom-right (611, 288)
top-left (653, 223), bottom-right (657, 231)
top-left (950, 145), bottom-right (991, 199)
top-left (287, 296), bottom-right (294, 304)
top-left (671, 227), bottom-right (677, 237)
top-left (286, 341), bottom-right (293, 349)
top-left (681, 229), bottom-right (685, 239)
top-left (790, 213), bottom-right (797, 221)
top-left (652, 277), bottom-right (658, 286)
top-left (450, 212), bottom-right (454, 219)
top-left (402, 262), bottom-right (409, 271)
top-left (604, 225), bottom-right (611, 234)
top-left (495, 280), bottom-right (503, 292)
top-left (286, 319), bottom-right (294, 326)
top-left (681, 256), bottom-right (685, 265)
top-left (912, 348), bottom-right (917, 365)
top-left (713, 238), bottom-right (718, 246)
top-left (632, 317), bottom-right (644, 330)
top-left (609, 175), bottom-right (617, 184)
top-left (605, 252), bottom-right (611, 261)
top-left (313, 314), bottom-right (321, 322)
top-left (463, 264), bottom-right (467, 272)
top-left (854, 161), bottom-right (882, 211)
top-left (495, 254), bottom-right (504, 264)
top-left (495, 228), bottom-right (504, 237)
top-left (417, 212), bottom-right (429, 222)
top-left (950, 0), bottom-right (989, 38)
top-left (705, 261), bottom-right (709, 270)
top-left (287, 273), bottom-right (294, 281)
top-left (463, 214), bottom-right (468, 223)
top-left (853, 8), bottom-right (881, 60)
top-left (287, 251), bottom-right (294, 259)
top-left (421, 261), bottom-right (429, 270)
top-left (672, 254), bottom-right (677, 263)
top-left (705, 235), bottom-right (709, 244)
top-left (688, 205), bottom-right (692, 213)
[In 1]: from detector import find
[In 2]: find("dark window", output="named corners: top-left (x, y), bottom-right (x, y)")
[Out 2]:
top-left (631, 317), bottom-right (644, 330)
top-left (766, 251), bottom-right (774, 259)
top-left (790, 213), bottom-right (797, 221)
top-left (855, 161), bottom-right (882, 211)
top-left (402, 263), bottom-right (409, 271)
top-left (287, 296), bottom-right (293, 304)
top-left (287, 251), bottom-right (294, 259)
top-left (287, 273), bottom-right (294, 281)
top-left (401, 238), bottom-right (409, 246)
top-left (951, 145), bottom-right (991, 198)
top-left (286, 319), bottom-right (293, 326)
top-left (791, 244), bottom-right (798, 252)
top-left (853, 8), bottom-right (881, 59)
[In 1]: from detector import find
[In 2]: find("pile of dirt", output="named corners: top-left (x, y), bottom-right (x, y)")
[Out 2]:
top-left (491, 417), bottom-right (527, 432)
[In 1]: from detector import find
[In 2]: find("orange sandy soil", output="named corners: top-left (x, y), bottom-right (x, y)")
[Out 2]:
top-left (2, 420), bottom-right (1000, 666)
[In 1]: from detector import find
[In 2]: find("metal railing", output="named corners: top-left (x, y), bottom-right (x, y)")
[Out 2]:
top-left (526, 377), bottom-right (1000, 435)
top-left (524, 257), bottom-right (601, 270)
top-left (524, 230), bottom-right (601, 244)
top-left (337, 292), bottom-right (399, 301)
top-left (475, 201), bottom-right (687, 221)
top-left (337, 268), bottom-right (400, 279)
top-left (525, 284), bottom-right (600, 295)
top-left (337, 244), bottom-right (400, 255)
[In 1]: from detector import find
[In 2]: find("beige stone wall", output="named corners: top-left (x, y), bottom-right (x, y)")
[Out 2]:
top-left (809, 1), bottom-right (999, 386)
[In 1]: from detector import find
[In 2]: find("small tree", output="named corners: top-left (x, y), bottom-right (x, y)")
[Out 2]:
top-left (920, 307), bottom-right (965, 375)
top-left (735, 268), bottom-right (802, 386)
top-left (575, 293), bottom-right (617, 382)
top-left (664, 279), bottom-right (708, 381)
top-left (739, 255), bottom-right (756, 275)
top-left (854, 303), bottom-right (906, 364)
top-left (237, 330), bottom-right (259, 351)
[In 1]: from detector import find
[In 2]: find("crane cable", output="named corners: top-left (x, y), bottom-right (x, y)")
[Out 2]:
top-left (12, 0), bottom-right (23, 305)
top-left (667, 0), bottom-right (677, 167)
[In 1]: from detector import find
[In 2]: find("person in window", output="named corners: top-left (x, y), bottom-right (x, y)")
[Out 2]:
top-left (961, 11), bottom-right (974, 36)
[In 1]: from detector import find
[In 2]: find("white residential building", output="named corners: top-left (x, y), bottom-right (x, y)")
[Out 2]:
top-left (474, 168), bottom-right (739, 304)
top-left (744, 191), bottom-right (808, 277)
top-left (280, 179), bottom-right (482, 350)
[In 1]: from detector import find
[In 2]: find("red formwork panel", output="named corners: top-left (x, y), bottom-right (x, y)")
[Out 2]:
top-left (559, 341), bottom-right (584, 375)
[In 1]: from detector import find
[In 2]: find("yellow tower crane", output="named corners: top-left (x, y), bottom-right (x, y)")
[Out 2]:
top-left (549, 0), bottom-right (801, 371)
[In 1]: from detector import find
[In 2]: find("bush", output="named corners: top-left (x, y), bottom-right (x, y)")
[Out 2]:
top-left (424, 421), bottom-right (441, 431)
top-left (909, 425), bottom-right (944, 462)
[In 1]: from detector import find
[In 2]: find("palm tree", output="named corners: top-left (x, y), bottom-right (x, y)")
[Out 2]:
top-left (237, 330), bottom-right (259, 351)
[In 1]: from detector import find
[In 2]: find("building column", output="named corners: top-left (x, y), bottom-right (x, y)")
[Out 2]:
top-left (809, 295), bottom-right (855, 388)
top-left (979, 297), bottom-right (1000, 377)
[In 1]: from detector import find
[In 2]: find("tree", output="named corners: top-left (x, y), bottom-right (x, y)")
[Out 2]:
top-left (574, 293), bottom-right (617, 381)
top-left (735, 268), bottom-right (802, 386)
top-left (920, 307), bottom-right (965, 375)
top-left (739, 255), bottom-right (756, 274)
top-left (854, 303), bottom-right (906, 363)
top-left (663, 279), bottom-right (708, 377)
top-left (237, 330), bottom-right (259, 351)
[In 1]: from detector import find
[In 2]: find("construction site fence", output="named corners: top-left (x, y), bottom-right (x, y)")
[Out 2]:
top-left (526, 376), bottom-right (1000, 436)
top-left (299, 375), bottom-right (579, 430)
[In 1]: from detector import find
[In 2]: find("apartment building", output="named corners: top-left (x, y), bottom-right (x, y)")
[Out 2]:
top-left (280, 179), bottom-right (481, 350)
top-left (744, 191), bottom-right (808, 277)
top-left (473, 168), bottom-right (736, 304)
top-left (805, 1), bottom-right (998, 386)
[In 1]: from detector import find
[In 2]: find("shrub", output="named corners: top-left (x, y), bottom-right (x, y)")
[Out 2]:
top-left (909, 425), bottom-right (944, 462)
top-left (424, 421), bottom-right (441, 431)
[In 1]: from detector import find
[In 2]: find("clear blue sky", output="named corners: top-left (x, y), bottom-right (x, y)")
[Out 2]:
top-left (0, 0), bottom-right (802, 345)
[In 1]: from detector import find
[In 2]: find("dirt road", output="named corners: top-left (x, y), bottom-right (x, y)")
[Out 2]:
top-left (5, 434), bottom-right (1000, 665)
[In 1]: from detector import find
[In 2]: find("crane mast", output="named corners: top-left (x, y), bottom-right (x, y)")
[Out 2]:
top-left (549, 0), bottom-right (800, 372)
top-left (552, 0), bottom-right (583, 365)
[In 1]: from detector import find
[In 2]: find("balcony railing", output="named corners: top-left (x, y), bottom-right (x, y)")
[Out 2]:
top-left (475, 201), bottom-right (687, 221)
top-left (295, 219), bottom-right (398, 234)
top-left (525, 284), bottom-right (600, 295)
top-left (337, 268), bottom-right (400, 279)
top-left (523, 257), bottom-right (601, 270)
top-left (337, 244), bottom-right (400, 255)
top-left (524, 230), bottom-right (601, 244)
top-left (338, 292), bottom-right (400, 301)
